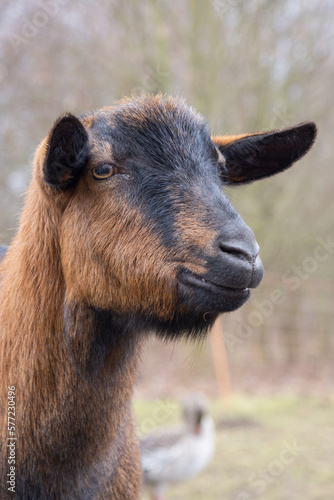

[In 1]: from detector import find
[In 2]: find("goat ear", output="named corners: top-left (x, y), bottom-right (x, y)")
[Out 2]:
top-left (43, 114), bottom-right (89, 190)
top-left (212, 122), bottom-right (317, 185)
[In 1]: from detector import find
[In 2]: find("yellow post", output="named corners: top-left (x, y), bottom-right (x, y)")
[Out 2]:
top-left (209, 316), bottom-right (232, 399)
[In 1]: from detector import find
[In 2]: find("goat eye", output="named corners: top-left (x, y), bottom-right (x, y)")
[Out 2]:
top-left (92, 164), bottom-right (115, 180)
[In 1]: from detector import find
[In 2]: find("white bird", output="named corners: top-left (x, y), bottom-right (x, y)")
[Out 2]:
top-left (140, 394), bottom-right (215, 500)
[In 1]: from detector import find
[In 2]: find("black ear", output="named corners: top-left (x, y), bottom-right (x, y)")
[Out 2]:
top-left (43, 114), bottom-right (89, 190)
top-left (214, 122), bottom-right (317, 185)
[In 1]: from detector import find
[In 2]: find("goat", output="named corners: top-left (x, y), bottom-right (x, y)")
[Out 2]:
top-left (0, 95), bottom-right (316, 499)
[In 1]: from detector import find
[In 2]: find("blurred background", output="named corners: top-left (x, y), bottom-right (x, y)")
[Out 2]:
top-left (1, 0), bottom-right (334, 498)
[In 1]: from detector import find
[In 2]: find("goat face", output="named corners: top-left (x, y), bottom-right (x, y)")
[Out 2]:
top-left (40, 95), bottom-right (316, 337)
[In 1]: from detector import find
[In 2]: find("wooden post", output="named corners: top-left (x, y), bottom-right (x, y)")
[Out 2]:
top-left (210, 316), bottom-right (232, 399)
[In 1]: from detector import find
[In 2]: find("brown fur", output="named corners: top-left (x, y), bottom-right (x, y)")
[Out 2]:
top-left (212, 133), bottom-right (254, 147)
top-left (0, 143), bottom-right (145, 498)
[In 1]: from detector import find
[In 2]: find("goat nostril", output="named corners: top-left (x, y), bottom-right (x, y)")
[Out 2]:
top-left (219, 243), bottom-right (254, 262)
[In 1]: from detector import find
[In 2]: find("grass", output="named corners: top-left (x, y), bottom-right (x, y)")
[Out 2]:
top-left (134, 393), bottom-right (334, 499)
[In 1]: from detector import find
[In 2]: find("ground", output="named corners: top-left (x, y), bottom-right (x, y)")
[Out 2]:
top-left (135, 394), bottom-right (334, 500)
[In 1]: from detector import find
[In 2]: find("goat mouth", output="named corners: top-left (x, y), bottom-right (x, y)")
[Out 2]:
top-left (178, 269), bottom-right (250, 299)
